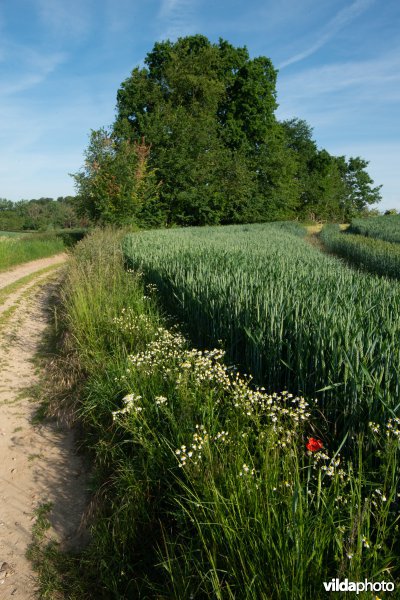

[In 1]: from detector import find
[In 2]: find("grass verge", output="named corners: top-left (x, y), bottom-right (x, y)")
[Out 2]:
top-left (0, 233), bottom-right (65, 271)
top-left (34, 228), bottom-right (400, 599)
top-left (26, 502), bottom-right (86, 600)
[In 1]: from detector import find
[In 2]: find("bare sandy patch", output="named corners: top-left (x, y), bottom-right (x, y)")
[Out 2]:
top-left (0, 270), bottom-right (88, 598)
top-left (0, 254), bottom-right (67, 292)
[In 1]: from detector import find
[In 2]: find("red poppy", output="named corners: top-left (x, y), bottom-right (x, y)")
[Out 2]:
top-left (306, 437), bottom-right (324, 452)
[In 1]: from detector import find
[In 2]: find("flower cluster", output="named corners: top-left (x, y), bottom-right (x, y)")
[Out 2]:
top-left (386, 417), bottom-right (400, 438)
top-left (155, 395), bottom-right (168, 406)
top-left (176, 348), bottom-right (231, 390)
top-left (369, 417), bottom-right (400, 439)
top-left (309, 450), bottom-right (349, 483)
top-left (369, 421), bottom-right (380, 434)
top-left (372, 488), bottom-right (388, 507)
top-left (127, 327), bottom-right (186, 376)
top-left (213, 430), bottom-right (229, 443)
top-left (175, 425), bottom-right (209, 467)
top-left (113, 308), bottom-right (154, 336)
top-left (230, 383), bottom-right (313, 427)
top-left (112, 393), bottom-right (143, 420)
top-left (113, 309), bottom-right (372, 511)
top-left (174, 425), bottom-right (233, 469)
top-left (238, 463), bottom-right (256, 478)
top-left (145, 283), bottom-right (158, 294)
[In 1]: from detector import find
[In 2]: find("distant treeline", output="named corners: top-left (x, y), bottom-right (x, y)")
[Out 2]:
top-left (0, 196), bottom-right (86, 231)
top-left (74, 35), bottom-right (383, 227)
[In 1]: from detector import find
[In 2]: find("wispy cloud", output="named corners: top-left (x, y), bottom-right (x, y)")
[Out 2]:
top-left (0, 44), bottom-right (66, 96)
top-left (278, 51), bottom-right (400, 105)
top-left (279, 0), bottom-right (375, 69)
top-left (158, 0), bottom-right (198, 40)
top-left (159, 0), bottom-right (184, 18)
top-left (276, 47), bottom-right (400, 210)
top-left (36, 0), bottom-right (93, 40)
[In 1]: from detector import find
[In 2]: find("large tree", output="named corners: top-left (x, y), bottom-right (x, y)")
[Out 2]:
top-left (74, 35), bottom-right (382, 226)
top-left (113, 35), bottom-right (293, 225)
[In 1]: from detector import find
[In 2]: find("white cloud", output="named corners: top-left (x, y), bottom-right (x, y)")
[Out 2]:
top-left (36, 0), bottom-right (93, 40)
top-left (103, 0), bottom-right (139, 34)
top-left (0, 46), bottom-right (66, 96)
top-left (279, 0), bottom-right (375, 69)
top-left (159, 0), bottom-right (183, 18)
top-left (277, 50), bottom-right (400, 122)
top-left (157, 0), bottom-right (198, 40)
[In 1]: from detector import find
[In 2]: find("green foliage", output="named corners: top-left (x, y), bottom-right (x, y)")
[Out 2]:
top-left (75, 34), bottom-right (382, 225)
top-left (0, 209), bottom-right (26, 231)
top-left (73, 129), bottom-right (163, 226)
top-left (0, 198), bottom-right (14, 211)
top-left (0, 232), bottom-right (65, 271)
top-left (0, 196), bottom-right (83, 232)
top-left (341, 157), bottom-right (382, 215)
top-left (253, 125), bottom-right (300, 220)
top-left (349, 214), bottom-right (400, 244)
top-left (0, 231), bottom-right (29, 237)
top-left (320, 224), bottom-right (400, 278)
top-left (305, 150), bottom-right (347, 221)
top-left (55, 228), bottom-right (87, 247)
top-left (49, 229), bottom-right (399, 598)
top-left (123, 223), bottom-right (400, 430)
top-left (282, 119), bottom-right (381, 221)
top-left (113, 35), bottom-right (300, 225)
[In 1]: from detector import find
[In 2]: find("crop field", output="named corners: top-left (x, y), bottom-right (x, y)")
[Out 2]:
top-left (50, 228), bottom-right (400, 598)
top-left (321, 223), bottom-right (400, 278)
top-left (0, 232), bottom-right (65, 271)
top-left (348, 214), bottom-right (400, 244)
top-left (123, 223), bottom-right (400, 429)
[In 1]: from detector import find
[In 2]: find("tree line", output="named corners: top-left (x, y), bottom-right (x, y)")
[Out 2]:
top-left (0, 196), bottom-right (84, 231)
top-left (73, 35), bottom-right (382, 226)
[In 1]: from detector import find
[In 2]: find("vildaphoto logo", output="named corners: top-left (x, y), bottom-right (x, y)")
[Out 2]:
top-left (323, 578), bottom-right (395, 594)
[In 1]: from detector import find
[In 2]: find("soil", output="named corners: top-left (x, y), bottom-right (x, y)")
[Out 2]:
top-left (0, 255), bottom-right (67, 291)
top-left (0, 256), bottom-right (88, 599)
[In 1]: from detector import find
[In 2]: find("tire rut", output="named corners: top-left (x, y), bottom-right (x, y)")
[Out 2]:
top-left (0, 266), bottom-right (88, 599)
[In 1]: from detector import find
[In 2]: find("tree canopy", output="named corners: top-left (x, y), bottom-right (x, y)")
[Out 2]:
top-left (0, 196), bottom-right (83, 231)
top-left (74, 35), bottom-right (382, 225)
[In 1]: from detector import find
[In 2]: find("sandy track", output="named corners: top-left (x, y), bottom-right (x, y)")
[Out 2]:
top-left (0, 255), bottom-right (67, 292)
top-left (0, 264), bottom-right (88, 598)
top-left (0, 254), bottom-right (68, 322)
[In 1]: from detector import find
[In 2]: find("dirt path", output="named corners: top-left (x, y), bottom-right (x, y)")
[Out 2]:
top-left (305, 229), bottom-right (326, 252)
top-left (0, 262), bottom-right (88, 598)
top-left (0, 255), bottom-right (67, 291)
top-left (0, 255), bottom-right (68, 321)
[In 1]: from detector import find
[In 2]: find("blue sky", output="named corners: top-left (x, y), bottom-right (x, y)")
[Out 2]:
top-left (1, 0), bottom-right (399, 210)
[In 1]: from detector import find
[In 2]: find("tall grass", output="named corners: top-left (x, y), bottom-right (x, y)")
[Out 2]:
top-left (48, 228), bottom-right (399, 599)
top-left (0, 230), bottom-right (30, 238)
top-left (0, 232), bottom-right (65, 271)
top-left (123, 224), bottom-right (400, 431)
top-left (320, 224), bottom-right (400, 279)
top-left (348, 215), bottom-right (400, 244)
